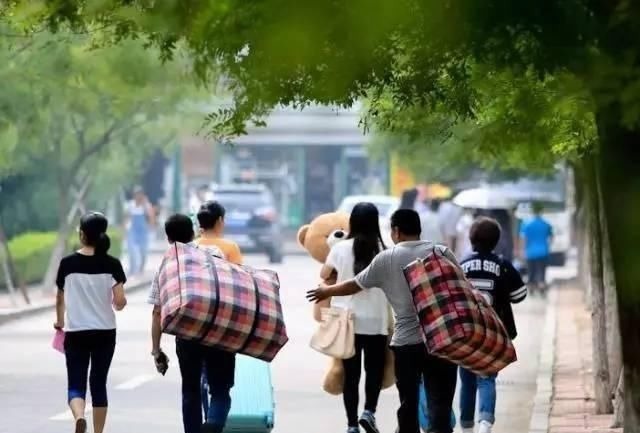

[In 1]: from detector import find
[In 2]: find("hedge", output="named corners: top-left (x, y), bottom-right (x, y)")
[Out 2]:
top-left (0, 230), bottom-right (123, 289)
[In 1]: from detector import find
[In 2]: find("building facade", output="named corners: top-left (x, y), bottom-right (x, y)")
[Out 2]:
top-left (214, 106), bottom-right (388, 227)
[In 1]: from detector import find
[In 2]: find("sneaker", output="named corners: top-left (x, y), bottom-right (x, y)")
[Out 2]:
top-left (347, 427), bottom-right (360, 433)
top-left (358, 411), bottom-right (380, 433)
top-left (478, 420), bottom-right (493, 433)
top-left (74, 419), bottom-right (87, 433)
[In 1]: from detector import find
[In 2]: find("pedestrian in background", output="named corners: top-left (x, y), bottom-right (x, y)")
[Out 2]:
top-left (54, 212), bottom-right (127, 433)
top-left (149, 214), bottom-right (236, 433)
top-left (458, 217), bottom-right (527, 433)
top-left (454, 208), bottom-right (477, 259)
top-left (399, 188), bottom-right (418, 210)
top-left (320, 202), bottom-right (390, 433)
top-left (519, 202), bottom-right (553, 295)
top-left (437, 197), bottom-right (463, 250)
top-left (419, 200), bottom-right (443, 244)
top-left (125, 186), bottom-right (155, 275)
top-left (196, 201), bottom-right (243, 265)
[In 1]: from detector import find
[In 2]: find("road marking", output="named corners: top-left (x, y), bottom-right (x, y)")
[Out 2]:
top-left (50, 410), bottom-right (75, 421)
top-left (115, 374), bottom-right (155, 390)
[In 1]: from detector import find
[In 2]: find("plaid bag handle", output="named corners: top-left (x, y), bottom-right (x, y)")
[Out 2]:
top-left (238, 278), bottom-right (262, 352)
top-left (196, 246), bottom-right (222, 342)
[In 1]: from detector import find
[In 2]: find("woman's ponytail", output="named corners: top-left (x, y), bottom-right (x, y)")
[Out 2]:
top-left (79, 212), bottom-right (111, 255)
top-left (96, 232), bottom-right (111, 255)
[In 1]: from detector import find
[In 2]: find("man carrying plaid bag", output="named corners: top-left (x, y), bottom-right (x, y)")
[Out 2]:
top-left (149, 214), bottom-right (235, 433)
top-left (308, 209), bottom-right (458, 433)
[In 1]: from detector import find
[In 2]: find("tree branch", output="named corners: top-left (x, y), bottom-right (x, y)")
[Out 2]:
top-left (70, 114), bottom-right (87, 152)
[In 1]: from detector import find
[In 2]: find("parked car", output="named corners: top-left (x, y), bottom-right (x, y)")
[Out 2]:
top-left (209, 183), bottom-right (283, 263)
top-left (336, 195), bottom-right (400, 245)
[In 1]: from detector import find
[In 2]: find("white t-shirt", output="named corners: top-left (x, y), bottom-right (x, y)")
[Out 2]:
top-left (438, 201), bottom-right (463, 239)
top-left (456, 213), bottom-right (474, 258)
top-left (326, 239), bottom-right (389, 336)
top-left (419, 210), bottom-right (443, 243)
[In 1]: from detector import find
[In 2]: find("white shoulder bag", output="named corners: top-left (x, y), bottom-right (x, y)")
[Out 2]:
top-left (310, 297), bottom-right (355, 359)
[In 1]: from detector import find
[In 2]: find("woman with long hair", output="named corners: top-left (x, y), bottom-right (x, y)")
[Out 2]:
top-left (320, 202), bottom-right (390, 433)
top-left (54, 212), bottom-right (128, 433)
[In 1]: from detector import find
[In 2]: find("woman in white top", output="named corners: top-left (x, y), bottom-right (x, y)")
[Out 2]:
top-left (320, 202), bottom-right (389, 433)
top-left (54, 212), bottom-right (127, 433)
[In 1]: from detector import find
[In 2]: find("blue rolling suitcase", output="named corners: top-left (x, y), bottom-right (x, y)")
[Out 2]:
top-left (202, 355), bottom-right (275, 433)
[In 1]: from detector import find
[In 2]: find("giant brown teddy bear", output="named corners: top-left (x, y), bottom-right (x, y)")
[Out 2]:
top-left (297, 212), bottom-right (395, 395)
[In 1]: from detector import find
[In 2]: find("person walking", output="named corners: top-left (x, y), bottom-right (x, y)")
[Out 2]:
top-left (125, 186), bottom-right (155, 275)
top-left (399, 188), bottom-right (418, 210)
top-left (436, 200), bottom-right (462, 250)
top-left (519, 202), bottom-right (553, 295)
top-left (308, 209), bottom-right (459, 433)
top-left (195, 201), bottom-right (243, 265)
top-left (458, 217), bottom-right (527, 433)
top-left (319, 202), bottom-right (390, 433)
top-left (54, 212), bottom-right (127, 433)
top-left (419, 200), bottom-right (443, 244)
top-left (149, 214), bottom-right (236, 433)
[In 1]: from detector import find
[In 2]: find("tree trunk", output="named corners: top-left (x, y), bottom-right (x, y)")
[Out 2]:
top-left (572, 163), bottom-right (590, 297)
top-left (42, 175), bottom-right (92, 293)
top-left (601, 204), bottom-right (622, 397)
top-left (612, 368), bottom-right (624, 428)
top-left (0, 220), bottom-right (29, 304)
top-left (41, 218), bottom-right (73, 293)
top-left (584, 154), bottom-right (613, 414)
top-left (597, 114), bottom-right (640, 432)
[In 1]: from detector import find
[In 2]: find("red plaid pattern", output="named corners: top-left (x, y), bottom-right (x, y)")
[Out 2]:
top-left (158, 242), bottom-right (288, 362)
top-left (403, 247), bottom-right (517, 376)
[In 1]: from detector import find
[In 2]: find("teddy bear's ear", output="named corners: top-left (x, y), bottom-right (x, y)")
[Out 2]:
top-left (297, 225), bottom-right (310, 246)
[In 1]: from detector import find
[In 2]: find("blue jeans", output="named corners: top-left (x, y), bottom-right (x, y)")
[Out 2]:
top-left (127, 231), bottom-right (148, 274)
top-left (176, 338), bottom-right (236, 433)
top-left (527, 257), bottom-right (548, 286)
top-left (459, 368), bottom-right (497, 428)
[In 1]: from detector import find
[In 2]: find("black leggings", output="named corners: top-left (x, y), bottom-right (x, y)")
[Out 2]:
top-left (342, 334), bottom-right (387, 427)
top-left (64, 329), bottom-right (116, 407)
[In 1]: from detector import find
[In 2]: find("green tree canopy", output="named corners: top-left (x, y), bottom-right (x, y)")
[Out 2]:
top-left (3, 2), bottom-right (640, 427)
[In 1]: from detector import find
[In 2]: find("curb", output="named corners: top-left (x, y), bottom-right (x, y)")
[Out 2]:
top-left (0, 278), bottom-right (152, 326)
top-left (528, 286), bottom-right (558, 433)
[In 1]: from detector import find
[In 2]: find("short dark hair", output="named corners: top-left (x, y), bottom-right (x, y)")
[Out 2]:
top-left (429, 199), bottom-right (441, 213)
top-left (390, 209), bottom-right (421, 236)
top-left (197, 200), bottom-right (226, 230)
top-left (532, 201), bottom-right (544, 214)
top-left (469, 217), bottom-right (501, 254)
top-left (165, 213), bottom-right (194, 244)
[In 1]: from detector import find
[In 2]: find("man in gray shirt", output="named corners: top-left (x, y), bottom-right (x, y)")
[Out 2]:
top-left (307, 209), bottom-right (458, 433)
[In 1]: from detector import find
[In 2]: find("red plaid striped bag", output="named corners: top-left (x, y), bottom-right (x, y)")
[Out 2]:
top-left (403, 247), bottom-right (516, 376)
top-left (158, 242), bottom-right (288, 362)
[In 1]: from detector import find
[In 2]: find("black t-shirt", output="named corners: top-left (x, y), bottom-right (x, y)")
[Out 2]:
top-left (460, 251), bottom-right (526, 339)
top-left (56, 253), bottom-right (126, 290)
top-left (56, 252), bottom-right (126, 331)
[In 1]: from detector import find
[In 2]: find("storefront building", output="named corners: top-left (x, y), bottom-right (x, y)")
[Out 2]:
top-left (215, 106), bottom-right (388, 228)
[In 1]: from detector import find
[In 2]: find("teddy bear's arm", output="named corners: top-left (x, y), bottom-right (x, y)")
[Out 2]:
top-left (319, 265), bottom-right (337, 284)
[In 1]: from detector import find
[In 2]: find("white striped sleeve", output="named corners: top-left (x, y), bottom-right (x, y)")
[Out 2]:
top-left (510, 285), bottom-right (528, 303)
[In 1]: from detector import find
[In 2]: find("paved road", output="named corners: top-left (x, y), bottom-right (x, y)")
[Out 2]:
top-left (0, 254), bottom-right (571, 433)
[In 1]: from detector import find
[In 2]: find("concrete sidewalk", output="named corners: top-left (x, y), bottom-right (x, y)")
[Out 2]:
top-left (547, 287), bottom-right (621, 433)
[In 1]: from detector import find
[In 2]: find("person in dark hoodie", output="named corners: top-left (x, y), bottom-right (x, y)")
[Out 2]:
top-left (457, 217), bottom-right (527, 433)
